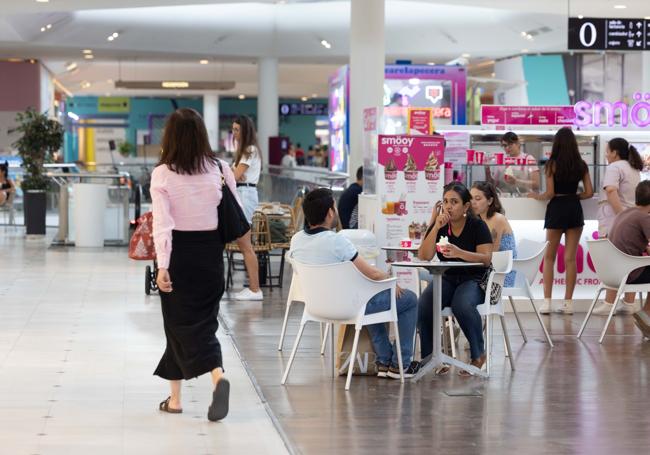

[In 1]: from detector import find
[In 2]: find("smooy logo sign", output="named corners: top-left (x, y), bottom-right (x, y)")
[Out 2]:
top-left (381, 136), bottom-right (414, 156)
top-left (574, 92), bottom-right (650, 128)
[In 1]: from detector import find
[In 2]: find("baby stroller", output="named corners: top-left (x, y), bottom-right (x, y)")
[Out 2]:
top-left (128, 212), bottom-right (158, 295)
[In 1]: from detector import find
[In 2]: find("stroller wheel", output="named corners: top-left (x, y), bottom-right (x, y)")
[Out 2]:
top-left (145, 265), bottom-right (152, 295)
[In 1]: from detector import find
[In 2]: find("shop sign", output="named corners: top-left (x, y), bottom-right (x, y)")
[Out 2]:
top-left (568, 17), bottom-right (650, 51)
top-left (574, 93), bottom-right (650, 128)
top-left (481, 105), bottom-right (575, 126)
top-left (407, 107), bottom-right (433, 135)
top-left (279, 102), bottom-right (327, 116)
top-left (98, 97), bottom-right (130, 113)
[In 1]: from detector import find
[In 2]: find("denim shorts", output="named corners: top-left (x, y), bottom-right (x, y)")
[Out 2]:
top-left (236, 186), bottom-right (258, 223)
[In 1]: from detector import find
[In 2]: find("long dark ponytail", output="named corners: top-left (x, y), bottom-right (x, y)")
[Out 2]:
top-left (608, 137), bottom-right (643, 171)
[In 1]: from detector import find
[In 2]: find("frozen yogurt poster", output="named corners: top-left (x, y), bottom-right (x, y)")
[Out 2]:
top-left (376, 135), bottom-right (445, 247)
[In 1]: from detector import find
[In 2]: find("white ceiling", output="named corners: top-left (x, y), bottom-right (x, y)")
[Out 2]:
top-left (1, 0), bottom-right (648, 97)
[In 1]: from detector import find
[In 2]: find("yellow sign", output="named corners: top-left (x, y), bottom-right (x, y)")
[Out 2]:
top-left (98, 97), bottom-right (130, 113)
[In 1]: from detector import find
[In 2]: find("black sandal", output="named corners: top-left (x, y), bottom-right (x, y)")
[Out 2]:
top-left (159, 396), bottom-right (182, 414)
top-left (207, 378), bottom-right (230, 422)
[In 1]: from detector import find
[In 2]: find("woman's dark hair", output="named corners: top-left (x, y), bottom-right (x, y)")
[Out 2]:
top-left (303, 188), bottom-right (335, 226)
top-left (233, 115), bottom-right (261, 166)
top-left (158, 108), bottom-right (216, 175)
top-left (472, 181), bottom-right (504, 218)
top-left (443, 182), bottom-right (473, 216)
top-left (0, 161), bottom-right (8, 179)
top-left (546, 127), bottom-right (588, 182)
top-left (501, 131), bottom-right (519, 145)
top-left (635, 181), bottom-right (650, 206)
top-left (608, 137), bottom-right (643, 171)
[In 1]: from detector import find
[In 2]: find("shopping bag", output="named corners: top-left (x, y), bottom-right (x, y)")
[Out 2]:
top-left (336, 325), bottom-right (377, 376)
top-left (128, 212), bottom-right (156, 260)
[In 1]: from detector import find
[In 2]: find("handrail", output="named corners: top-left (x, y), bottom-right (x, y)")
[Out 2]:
top-left (267, 164), bottom-right (349, 178)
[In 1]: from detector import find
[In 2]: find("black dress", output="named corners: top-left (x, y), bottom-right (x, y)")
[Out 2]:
top-left (544, 176), bottom-right (584, 230)
top-left (154, 229), bottom-right (225, 380)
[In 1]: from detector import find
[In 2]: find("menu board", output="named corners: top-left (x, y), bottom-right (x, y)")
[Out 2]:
top-left (481, 105), bottom-right (575, 126)
top-left (568, 17), bottom-right (650, 51)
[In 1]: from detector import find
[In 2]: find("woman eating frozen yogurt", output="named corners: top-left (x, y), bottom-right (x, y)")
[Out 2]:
top-left (417, 182), bottom-right (494, 375)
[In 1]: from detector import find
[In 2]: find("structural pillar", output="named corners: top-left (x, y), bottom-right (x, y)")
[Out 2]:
top-left (349, 0), bottom-right (385, 178)
top-left (642, 52), bottom-right (650, 94)
top-left (258, 57), bottom-right (279, 167)
top-left (203, 94), bottom-right (219, 151)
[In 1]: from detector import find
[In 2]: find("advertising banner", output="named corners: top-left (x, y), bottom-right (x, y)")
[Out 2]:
top-left (362, 107), bottom-right (379, 195)
top-left (407, 108), bottom-right (433, 135)
top-left (481, 105), bottom-right (575, 126)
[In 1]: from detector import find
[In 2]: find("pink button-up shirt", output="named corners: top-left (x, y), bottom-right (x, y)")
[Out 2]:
top-left (150, 159), bottom-right (240, 269)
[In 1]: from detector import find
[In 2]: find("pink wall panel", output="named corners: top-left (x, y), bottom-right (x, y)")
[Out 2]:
top-left (0, 61), bottom-right (40, 111)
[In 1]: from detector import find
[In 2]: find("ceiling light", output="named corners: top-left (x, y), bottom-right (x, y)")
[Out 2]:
top-left (40, 27), bottom-right (46, 32)
top-left (107, 36), bottom-right (114, 41)
top-left (46, 24), bottom-right (52, 30)
top-left (645, 16), bottom-right (650, 20)
top-left (112, 32), bottom-right (119, 38)
top-left (7, 58), bottom-right (23, 62)
top-left (491, 72), bottom-right (496, 78)
top-left (578, 15), bottom-right (584, 19)
top-left (81, 81), bottom-right (91, 89)
top-left (301, 96), bottom-right (308, 101)
top-left (84, 54), bottom-right (94, 60)
top-left (36, 0), bottom-right (50, 3)
top-left (82, 49), bottom-right (92, 54)
top-left (320, 39), bottom-right (332, 49)
top-left (461, 53), bottom-right (471, 58)
top-left (161, 81), bottom-right (189, 88)
top-left (526, 34), bottom-right (533, 40)
top-left (238, 94), bottom-right (246, 100)
top-left (311, 93), bottom-right (318, 98)
top-left (614, 5), bottom-right (626, 9)
top-left (65, 62), bottom-right (78, 71)
top-left (521, 49), bottom-right (529, 53)
top-left (199, 59), bottom-right (209, 65)
top-left (520, 31), bottom-right (527, 37)
top-left (427, 62), bottom-right (436, 65)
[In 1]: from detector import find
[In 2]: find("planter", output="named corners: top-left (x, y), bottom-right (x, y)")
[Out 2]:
top-left (23, 190), bottom-right (46, 235)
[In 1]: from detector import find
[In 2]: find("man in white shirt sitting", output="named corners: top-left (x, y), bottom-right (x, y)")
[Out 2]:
top-left (289, 188), bottom-right (420, 378)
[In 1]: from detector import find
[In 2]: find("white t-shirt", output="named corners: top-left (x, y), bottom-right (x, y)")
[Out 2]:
top-left (289, 228), bottom-right (358, 265)
top-left (281, 154), bottom-right (297, 168)
top-left (238, 145), bottom-right (261, 184)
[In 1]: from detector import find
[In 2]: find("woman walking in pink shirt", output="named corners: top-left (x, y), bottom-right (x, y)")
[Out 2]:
top-left (151, 108), bottom-right (237, 421)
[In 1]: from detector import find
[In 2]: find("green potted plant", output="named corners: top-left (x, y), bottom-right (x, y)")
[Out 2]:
top-left (9, 108), bottom-right (64, 235)
top-left (118, 141), bottom-right (133, 158)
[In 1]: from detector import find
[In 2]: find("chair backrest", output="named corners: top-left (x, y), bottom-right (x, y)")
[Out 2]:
top-left (587, 239), bottom-right (650, 288)
top-left (291, 260), bottom-right (371, 321)
top-left (513, 239), bottom-right (548, 285)
top-left (491, 250), bottom-right (513, 287)
top-left (251, 211), bottom-right (272, 249)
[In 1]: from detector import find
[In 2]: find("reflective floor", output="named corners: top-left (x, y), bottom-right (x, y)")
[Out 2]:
top-left (0, 228), bottom-right (288, 455)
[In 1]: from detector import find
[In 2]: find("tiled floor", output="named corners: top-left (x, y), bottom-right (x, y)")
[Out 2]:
top-left (0, 228), bottom-right (288, 455)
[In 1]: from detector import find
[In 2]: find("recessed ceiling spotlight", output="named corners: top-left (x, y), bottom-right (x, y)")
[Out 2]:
top-left (40, 27), bottom-right (46, 32)
top-left (522, 49), bottom-right (529, 53)
top-left (461, 53), bottom-right (471, 58)
top-left (107, 36), bottom-right (114, 41)
top-left (301, 96), bottom-right (308, 101)
top-left (578, 15), bottom-right (584, 19)
top-left (112, 32), bottom-right (119, 38)
top-left (46, 24), bottom-right (52, 29)
top-left (526, 34), bottom-right (534, 40)
top-left (65, 62), bottom-right (78, 71)
top-left (614, 5), bottom-right (627, 9)
top-left (84, 54), bottom-right (94, 60)
top-left (238, 94), bottom-right (246, 100)
top-left (36, 0), bottom-right (50, 3)
top-left (491, 72), bottom-right (496, 78)
top-left (320, 39), bottom-right (332, 49)
top-left (82, 49), bottom-right (92, 54)
top-left (427, 62), bottom-right (436, 65)
top-left (199, 59), bottom-right (209, 65)
top-left (81, 81), bottom-right (91, 89)
top-left (520, 31), bottom-right (527, 37)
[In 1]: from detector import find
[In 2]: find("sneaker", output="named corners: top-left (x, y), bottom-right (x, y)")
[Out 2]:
top-left (539, 300), bottom-right (553, 314)
top-left (233, 288), bottom-right (263, 301)
top-left (376, 362), bottom-right (390, 378)
top-left (387, 361), bottom-right (421, 379)
top-left (559, 300), bottom-right (573, 315)
top-left (592, 300), bottom-right (618, 316)
top-left (619, 301), bottom-right (641, 315)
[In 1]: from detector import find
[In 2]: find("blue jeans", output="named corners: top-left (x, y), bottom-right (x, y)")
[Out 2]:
top-left (418, 275), bottom-right (485, 361)
top-left (364, 289), bottom-right (417, 369)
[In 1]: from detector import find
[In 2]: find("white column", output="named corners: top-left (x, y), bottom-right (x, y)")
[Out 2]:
top-left (642, 52), bottom-right (650, 94)
top-left (349, 0), bottom-right (385, 177)
top-left (203, 94), bottom-right (219, 151)
top-left (257, 57), bottom-right (279, 167)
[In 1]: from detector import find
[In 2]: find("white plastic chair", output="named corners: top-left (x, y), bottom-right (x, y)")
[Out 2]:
top-left (438, 251), bottom-right (514, 376)
top-left (578, 239), bottom-right (650, 343)
top-left (501, 239), bottom-right (554, 347)
top-left (281, 260), bottom-right (404, 390)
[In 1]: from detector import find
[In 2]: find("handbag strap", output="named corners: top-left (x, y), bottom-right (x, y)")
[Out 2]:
top-left (216, 159), bottom-right (226, 188)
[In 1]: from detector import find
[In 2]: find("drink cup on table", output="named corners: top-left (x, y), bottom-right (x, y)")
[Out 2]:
top-left (466, 149), bottom-right (476, 163)
top-left (475, 151), bottom-right (485, 164)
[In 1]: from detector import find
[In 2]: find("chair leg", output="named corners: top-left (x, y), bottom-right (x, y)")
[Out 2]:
top-left (393, 321), bottom-right (405, 383)
top-left (345, 328), bottom-right (362, 390)
top-left (599, 290), bottom-right (623, 344)
top-left (577, 288), bottom-right (604, 338)
top-left (531, 297), bottom-right (554, 347)
top-left (500, 315), bottom-right (515, 371)
top-left (277, 300), bottom-right (293, 351)
top-left (320, 323), bottom-right (329, 356)
top-left (508, 296), bottom-right (527, 343)
top-left (330, 323), bottom-right (336, 378)
top-left (278, 249), bottom-right (286, 288)
top-left (485, 314), bottom-right (492, 377)
top-left (281, 321), bottom-right (307, 385)
top-left (448, 316), bottom-right (457, 359)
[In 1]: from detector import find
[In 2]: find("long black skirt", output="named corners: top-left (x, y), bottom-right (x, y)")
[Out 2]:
top-left (154, 230), bottom-right (225, 381)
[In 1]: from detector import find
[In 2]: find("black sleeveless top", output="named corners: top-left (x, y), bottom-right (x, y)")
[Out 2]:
top-left (553, 177), bottom-right (579, 195)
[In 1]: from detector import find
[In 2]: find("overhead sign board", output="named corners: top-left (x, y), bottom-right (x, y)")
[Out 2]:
top-left (568, 17), bottom-right (650, 51)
